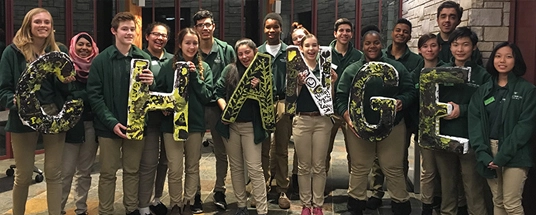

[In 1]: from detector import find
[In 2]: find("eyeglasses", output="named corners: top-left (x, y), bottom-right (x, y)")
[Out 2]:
top-left (151, 32), bottom-right (168, 38)
top-left (195, 23), bottom-right (213, 29)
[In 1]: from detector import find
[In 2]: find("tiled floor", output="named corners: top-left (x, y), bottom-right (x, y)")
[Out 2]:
top-left (0, 130), bottom-right (424, 214)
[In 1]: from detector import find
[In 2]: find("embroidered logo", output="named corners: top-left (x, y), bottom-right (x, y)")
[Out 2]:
top-left (512, 91), bottom-right (522, 100)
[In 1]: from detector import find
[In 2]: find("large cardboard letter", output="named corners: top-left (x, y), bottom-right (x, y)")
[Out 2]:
top-left (348, 62), bottom-right (399, 142)
top-left (16, 52), bottom-right (83, 133)
top-left (419, 67), bottom-right (470, 154)
top-left (221, 52), bottom-right (275, 131)
top-left (127, 60), bottom-right (189, 141)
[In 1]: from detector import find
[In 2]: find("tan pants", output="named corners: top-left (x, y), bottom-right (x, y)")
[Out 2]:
top-left (205, 106), bottom-right (228, 192)
top-left (261, 100), bottom-right (291, 193)
top-left (487, 140), bottom-right (528, 215)
top-left (225, 122), bottom-right (268, 214)
top-left (420, 147), bottom-right (439, 204)
top-left (346, 121), bottom-right (410, 203)
top-left (293, 115), bottom-right (332, 207)
top-left (182, 132), bottom-right (203, 204)
top-left (162, 133), bottom-right (185, 207)
top-left (435, 149), bottom-right (488, 215)
top-left (61, 121), bottom-right (98, 214)
top-left (153, 140), bottom-right (168, 199)
top-left (138, 124), bottom-right (162, 208)
top-left (11, 132), bottom-right (66, 215)
top-left (97, 137), bottom-right (144, 214)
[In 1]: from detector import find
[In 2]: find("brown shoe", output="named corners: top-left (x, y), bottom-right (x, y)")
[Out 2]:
top-left (278, 192), bottom-right (291, 209)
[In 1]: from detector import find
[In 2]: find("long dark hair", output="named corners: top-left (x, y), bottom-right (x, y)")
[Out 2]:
top-left (225, 38), bottom-right (257, 99)
top-left (173, 28), bottom-right (205, 80)
top-left (486, 42), bottom-right (526, 77)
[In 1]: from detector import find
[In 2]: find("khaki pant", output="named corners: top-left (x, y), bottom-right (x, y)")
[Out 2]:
top-left (97, 137), bottom-right (144, 214)
top-left (205, 105), bottom-right (228, 192)
top-left (61, 121), bottom-right (98, 214)
top-left (326, 115), bottom-right (351, 173)
top-left (293, 115), bottom-right (332, 207)
top-left (487, 140), bottom-right (528, 215)
top-left (435, 149), bottom-right (488, 215)
top-left (261, 100), bottom-right (291, 193)
top-left (162, 133), bottom-right (185, 207)
top-left (346, 121), bottom-right (410, 203)
top-left (183, 132), bottom-right (203, 204)
top-left (12, 132), bottom-right (66, 215)
top-left (154, 140), bottom-right (168, 199)
top-left (420, 147), bottom-right (438, 204)
top-left (138, 124), bottom-right (162, 208)
top-left (225, 122), bottom-right (268, 214)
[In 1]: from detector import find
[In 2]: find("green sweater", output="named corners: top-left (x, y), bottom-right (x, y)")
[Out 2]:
top-left (329, 40), bottom-right (363, 97)
top-left (214, 63), bottom-right (268, 144)
top-left (0, 44), bottom-right (72, 133)
top-left (86, 45), bottom-right (152, 138)
top-left (383, 44), bottom-right (423, 74)
top-left (469, 73), bottom-right (536, 178)
top-left (335, 53), bottom-right (415, 126)
top-left (158, 55), bottom-right (213, 134)
top-left (438, 61), bottom-right (491, 138)
top-left (258, 41), bottom-right (288, 99)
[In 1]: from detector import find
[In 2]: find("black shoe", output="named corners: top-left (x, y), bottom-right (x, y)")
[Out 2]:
top-left (422, 203), bottom-right (433, 215)
top-left (191, 193), bottom-right (203, 214)
top-left (432, 196), bottom-right (442, 211)
top-left (126, 209), bottom-right (141, 215)
top-left (391, 201), bottom-right (412, 215)
top-left (290, 174), bottom-right (299, 192)
top-left (346, 197), bottom-right (365, 215)
top-left (457, 205), bottom-right (469, 215)
top-left (366, 197), bottom-right (383, 210)
top-left (149, 202), bottom-right (168, 215)
top-left (170, 205), bottom-right (182, 215)
top-left (213, 191), bottom-right (228, 210)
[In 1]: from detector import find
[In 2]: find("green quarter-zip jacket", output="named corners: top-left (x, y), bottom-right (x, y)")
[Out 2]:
top-left (258, 41), bottom-right (287, 99)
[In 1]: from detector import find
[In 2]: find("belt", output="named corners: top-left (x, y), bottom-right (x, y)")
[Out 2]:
top-left (297, 111), bottom-right (321, 116)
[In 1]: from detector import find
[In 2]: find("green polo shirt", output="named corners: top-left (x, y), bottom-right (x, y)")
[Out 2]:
top-left (383, 44), bottom-right (423, 74)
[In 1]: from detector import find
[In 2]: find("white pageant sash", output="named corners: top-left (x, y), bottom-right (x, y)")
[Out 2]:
top-left (303, 46), bottom-right (333, 116)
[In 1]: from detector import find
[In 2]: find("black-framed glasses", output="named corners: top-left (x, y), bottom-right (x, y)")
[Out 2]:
top-left (151, 32), bottom-right (168, 38)
top-left (195, 23), bottom-right (213, 29)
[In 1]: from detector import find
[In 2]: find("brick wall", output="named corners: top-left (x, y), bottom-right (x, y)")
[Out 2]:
top-left (402, 0), bottom-right (510, 62)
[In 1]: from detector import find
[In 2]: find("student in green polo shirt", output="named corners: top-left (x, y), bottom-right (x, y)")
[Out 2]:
top-left (435, 27), bottom-right (490, 215)
top-left (192, 9), bottom-right (236, 211)
top-left (336, 25), bottom-right (414, 215)
top-left (469, 42), bottom-right (535, 215)
top-left (368, 18), bottom-right (423, 209)
top-left (325, 17), bottom-right (362, 192)
top-left (86, 12), bottom-right (154, 215)
top-left (156, 28), bottom-right (213, 215)
top-left (138, 22), bottom-right (174, 215)
top-left (257, 12), bottom-right (291, 209)
top-left (436, 1), bottom-right (483, 65)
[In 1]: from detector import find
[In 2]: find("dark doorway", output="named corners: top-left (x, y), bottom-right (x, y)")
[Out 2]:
top-left (297, 11), bottom-right (312, 35)
top-left (245, 0), bottom-right (260, 45)
top-left (95, 0), bottom-right (114, 51)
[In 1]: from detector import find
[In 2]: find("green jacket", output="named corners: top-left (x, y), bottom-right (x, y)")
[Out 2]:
top-left (158, 54), bottom-right (213, 134)
top-left (0, 44), bottom-right (72, 133)
top-left (214, 63), bottom-right (268, 144)
top-left (144, 48), bottom-right (172, 127)
top-left (258, 41), bottom-right (288, 99)
top-left (86, 45), bottom-right (152, 138)
top-left (335, 53), bottom-right (415, 126)
top-left (468, 73), bottom-right (536, 178)
top-left (439, 61), bottom-right (491, 138)
top-left (383, 44), bottom-right (423, 74)
top-left (437, 33), bottom-right (483, 66)
top-left (406, 60), bottom-right (446, 130)
top-left (201, 38), bottom-right (236, 85)
top-left (329, 40), bottom-right (363, 96)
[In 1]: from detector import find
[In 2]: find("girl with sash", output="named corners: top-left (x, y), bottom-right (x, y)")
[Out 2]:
top-left (0, 8), bottom-right (74, 215)
top-left (61, 32), bottom-right (99, 215)
top-left (335, 25), bottom-right (414, 215)
top-left (157, 28), bottom-right (213, 215)
top-left (214, 38), bottom-right (268, 215)
top-left (469, 42), bottom-right (535, 215)
top-left (412, 33), bottom-right (445, 214)
top-left (293, 34), bottom-right (336, 215)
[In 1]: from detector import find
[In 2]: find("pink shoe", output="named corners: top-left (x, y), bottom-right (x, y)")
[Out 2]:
top-left (313, 207), bottom-right (323, 215)
top-left (301, 206), bottom-right (312, 215)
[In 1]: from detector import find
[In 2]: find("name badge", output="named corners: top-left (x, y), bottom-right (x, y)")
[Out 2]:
top-left (331, 64), bottom-right (338, 70)
top-left (484, 96), bottom-right (495, 106)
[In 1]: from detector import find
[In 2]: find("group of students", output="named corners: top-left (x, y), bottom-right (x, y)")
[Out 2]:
top-left (0, 1), bottom-right (534, 215)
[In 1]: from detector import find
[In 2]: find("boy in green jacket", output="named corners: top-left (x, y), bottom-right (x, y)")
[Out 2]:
top-left (86, 12), bottom-right (154, 215)
top-left (434, 27), bottom-right (490, 215)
